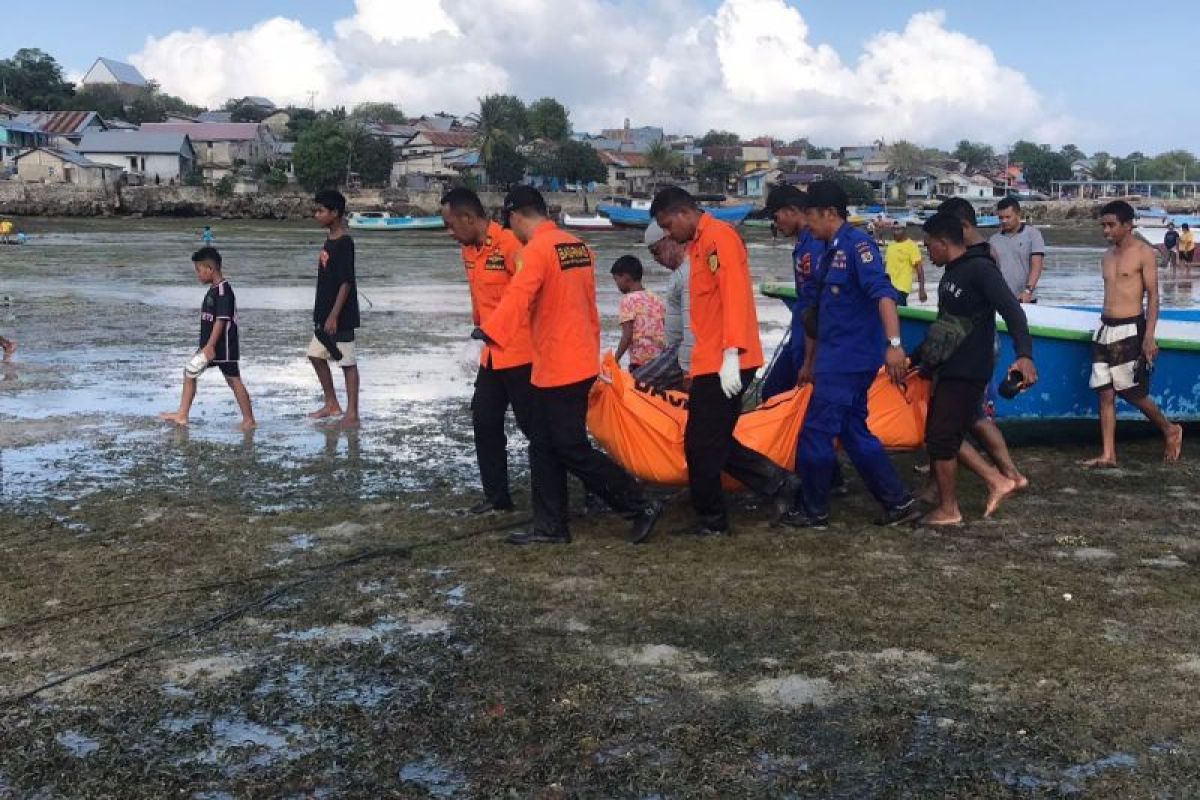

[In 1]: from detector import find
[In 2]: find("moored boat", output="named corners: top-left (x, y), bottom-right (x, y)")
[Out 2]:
top-left (347, 211), bottom-right (445, 231)
top-left (561, 213), bottom-right (615, 231)
top-left (762, 283), bottom-right (1200, 421)
top-left (598, 202), bottom-right (754, 228)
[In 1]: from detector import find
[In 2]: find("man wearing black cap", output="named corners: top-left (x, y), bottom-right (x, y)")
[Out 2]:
top-left (783, 180), bottom-right (917, 529)
top-left (476, 186), bottom-right (663, 545)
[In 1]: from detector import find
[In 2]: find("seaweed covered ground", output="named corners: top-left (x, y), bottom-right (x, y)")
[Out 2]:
top-left (3, 430), bottom-right (1199, 798)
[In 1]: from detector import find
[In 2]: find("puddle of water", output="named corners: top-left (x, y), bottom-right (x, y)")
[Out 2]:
top-left (54, 730), bottom-right (100, 758)
top-left (398, 756), bottom-right (468, 797)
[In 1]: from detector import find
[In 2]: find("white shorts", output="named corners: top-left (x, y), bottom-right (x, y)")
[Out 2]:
top-left (306, 334), bottom-right (357, 367)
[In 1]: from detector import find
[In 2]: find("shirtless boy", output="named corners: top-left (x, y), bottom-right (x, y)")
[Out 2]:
top-left (1083, 200), bottom-right (1183, 466)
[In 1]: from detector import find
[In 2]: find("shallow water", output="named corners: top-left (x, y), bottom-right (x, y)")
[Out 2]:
top-left (0, 218), bottom-right (1195, 509)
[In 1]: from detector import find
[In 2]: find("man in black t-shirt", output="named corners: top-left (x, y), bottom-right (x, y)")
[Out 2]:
top-left (159, 246), bottom-right (256, 430)
top-left (912, 214), bottom-right (1036, 526)
top-left (307, 189), bottom-right (361, 427)
top-left (1163, 222), bottom-right (1180, 269)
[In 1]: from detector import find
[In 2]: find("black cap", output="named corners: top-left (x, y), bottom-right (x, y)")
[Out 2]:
top-left (501, 185), bottom-right (547, 227)
top-left (760, 184), bottom-right (808, 218)
top-left (805, 180), bottom-right (849, 215)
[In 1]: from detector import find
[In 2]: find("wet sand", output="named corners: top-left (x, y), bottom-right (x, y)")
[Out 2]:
top-left (2, 220), bottom-right (1199, 796)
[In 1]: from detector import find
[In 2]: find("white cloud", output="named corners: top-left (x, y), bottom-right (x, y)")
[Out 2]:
top-left (128, 0), bottom-right (1071, 147)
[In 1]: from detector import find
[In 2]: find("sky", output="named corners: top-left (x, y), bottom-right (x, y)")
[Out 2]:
top-left (0, 0), bottom-right (1191, 155)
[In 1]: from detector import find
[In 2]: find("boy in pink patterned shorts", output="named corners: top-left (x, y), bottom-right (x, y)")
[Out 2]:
top-left (610, 255), bottom-right (666, 372)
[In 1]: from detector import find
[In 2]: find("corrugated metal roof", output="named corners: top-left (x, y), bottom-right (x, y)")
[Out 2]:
top-left (13, 111), bottom-right (102, 136)
top-left (197, 111), bottom-right (233, 123)
top-left (141, 122), bottom-right (263, 141)
top-left (14, 147), bottom-right (114, 169)
top-left (90, 58), bottom-right (147, 86)
top-left (79, 131), bottom-right (192, 155)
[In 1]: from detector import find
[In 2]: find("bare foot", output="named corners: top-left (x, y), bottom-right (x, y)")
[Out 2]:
top-left (237, 418), bottom-right (257, 432)
top-left (337, 415), bottom-right (361, 430)
top-left (1165, 424), bottom-right (1184, 462)
top-left (308, 405), bottom-right (343, 419)
top-left (0, 339), bottom-right (14, 359)
top-left (1006, 472), bottom-right (1030, 491)
top-left (1078, 456), bottom-right (1117, 468)
top-left (984, 476), bottom-right (1018, 518)
top-left (158, 411), bottom-right (188, 426)
top-left (917, 509), bottom-right (963, 527)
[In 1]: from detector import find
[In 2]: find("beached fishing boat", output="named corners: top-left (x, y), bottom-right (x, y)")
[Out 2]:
top-left (347, 212), bottom-right (445, 231)
top-left (561, 213), bottom-right (615, 231)
top-left (597, 202), bottom-right (754, 228)
top-left (762, 283), bottom-right (1200, 421)
top-left (975, 214), bottom-right (1000, 228)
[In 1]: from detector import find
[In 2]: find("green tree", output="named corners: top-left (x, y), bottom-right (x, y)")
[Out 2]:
top-left (469, 94), bottom-right (528, 163)
top-left (230, 104), bottom-right (268, 123)
top-left (953, 140), bottom-right (995, 174)
top-left (1146, 149), bottom-right (1198, 181)
top-left (293, 117), bottom-right (350, 190)
top-left (350, 102), bottom-right (406, 125)
top-left (1008, 140), bottom-right (1048, 167)
top-left (526, 97), bottom-right (571, 141)
top-left (644, 139), bottom-right (683, 178)
top-left (73, 85), bottom-right (126, 119)
top-left (214, 175), bottom-right (235, 197)
top-left (484, 138), bottom-right (526, 188)
top-left (1059, 143), bottom-right (1086, 164)
top-left (829, 172), bottom-right (875, 205)
top-left (697, 158), bottom-right (737, 192)
top-left (265, 168), bottom-right (288, 189)
top-left (1091, 151), bottom-right (1114, 180)
top-left (348, 126), bottom-right (394, 186)
top-left (887, 140), bottom-right (935, 199)
top-left (553, 140), bottom-right (606, 184)
top-left (0, 48), bottom-right (75, 108)
top-left (285, 108), bottom-right (319, 141)
top-left (698, 130), bottom-right (740, 147)
top-left (1020, 149), bottom-right (1072, 193)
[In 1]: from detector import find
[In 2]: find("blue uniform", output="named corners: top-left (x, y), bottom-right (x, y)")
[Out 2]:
top-left (798, 222), bottom-right (909, 519)
top-left (761, 230), bottom-right (825, 401)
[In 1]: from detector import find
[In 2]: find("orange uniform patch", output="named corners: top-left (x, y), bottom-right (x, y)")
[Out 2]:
top-left (481, 220), bottom-right (603, 388)
top-left (463, 221), bottom-right (532, 369)
top-left (686, 213), bottom-right (764, 376)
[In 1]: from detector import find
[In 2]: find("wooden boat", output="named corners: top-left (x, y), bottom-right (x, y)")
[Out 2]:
top-left (762, 282), bottom-right (1200, 421)
top-left (561, 213), bottom-right (615, 231)
top-left (347, 212), bottom-right (445, 231)
top-left (597, 202), bottom-right (754, 228)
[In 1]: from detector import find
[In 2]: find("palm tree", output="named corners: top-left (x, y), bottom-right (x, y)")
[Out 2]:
top-left (466, 95), bottom-right (527, 165)
top-left (644, 139), bottom-right (682, 179)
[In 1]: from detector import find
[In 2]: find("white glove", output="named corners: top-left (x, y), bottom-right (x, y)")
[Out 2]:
top-left (718, 347), bottom-right (742, 398)
top-left (458, 338), bottom-right (485, 379)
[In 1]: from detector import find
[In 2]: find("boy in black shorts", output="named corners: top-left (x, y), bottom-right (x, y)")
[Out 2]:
top-left (160, 246), bottom-right (256, 430)
top-left (307, 189), bottom-right (361, 427)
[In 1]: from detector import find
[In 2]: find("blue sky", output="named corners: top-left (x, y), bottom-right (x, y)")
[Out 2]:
top-left (0, 1), bottom-right (1189, 154)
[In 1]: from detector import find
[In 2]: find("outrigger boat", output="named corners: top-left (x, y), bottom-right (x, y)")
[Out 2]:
top-left (598, 202), bottom-right (755, 228)
top-left (762, 283), bottom-right (1200, 421)
top-left (561, 213), bottom-right (615, 231)
top-left (347, 211), bottom-right (445, 231)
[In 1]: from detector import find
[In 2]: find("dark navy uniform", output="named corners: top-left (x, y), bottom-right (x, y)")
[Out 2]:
top-left (762, 230), bottom-right (825, 401)
top-left (798, 222), bottom-right (909, 519)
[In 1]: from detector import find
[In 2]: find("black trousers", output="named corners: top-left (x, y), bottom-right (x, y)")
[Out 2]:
top-left (528, 378), bottom-right (645, 535)
top-left (685, 369), bottom-right (787, 527)
top-left (472, 362), bottom-right (535, 506)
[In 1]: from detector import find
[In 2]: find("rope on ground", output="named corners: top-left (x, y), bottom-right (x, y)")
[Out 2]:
top-left (0, 514), bottom-right (533, 707)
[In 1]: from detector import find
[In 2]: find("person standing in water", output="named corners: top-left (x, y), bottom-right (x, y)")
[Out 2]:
top-left (307, 189), bottom-right (361, 428)
top-left (1082, 200), bottom-right (1183, 466)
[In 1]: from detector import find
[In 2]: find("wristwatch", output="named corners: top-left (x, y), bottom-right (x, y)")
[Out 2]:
top-left (1024, 285), bottom-right (1037, 295)
top-left (888, 336), bottom-right (903, 349)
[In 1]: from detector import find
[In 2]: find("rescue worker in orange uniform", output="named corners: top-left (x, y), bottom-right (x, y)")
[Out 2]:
top-left (650, 187), bottom-right (800, 535)
top-left (476, 186), bottom-right (663, 545)
top-left (441, 187), bottom-right (531, 514)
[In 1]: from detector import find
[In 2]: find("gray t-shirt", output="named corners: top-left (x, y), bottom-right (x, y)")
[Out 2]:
top-left (663, 258), bottom-right (694, 371)
top-left (989, 224), bottom-right (1046, 297)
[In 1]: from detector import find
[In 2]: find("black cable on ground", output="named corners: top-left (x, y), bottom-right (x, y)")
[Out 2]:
top-left (0, 514), bottom-right (534, 707)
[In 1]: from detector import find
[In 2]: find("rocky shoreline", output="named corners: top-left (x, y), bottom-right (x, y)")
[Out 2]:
top-left (3, 181), bottom-right (1198, 221)
top-left (0, 183), bottom-right (597, 220)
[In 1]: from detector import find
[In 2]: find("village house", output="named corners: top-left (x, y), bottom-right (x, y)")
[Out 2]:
top-left (0, 120), bottom-right (52, 172)
top-left (11, 111), bottom-right (107, 148)
top-left (391, 130), bottom-right (476, 186)
top-left (902, 167), bottom-right (1000, 200)
top-left (78, 131), bottom-right (195, 183)
top-left (838, 145), bottom-right (881, 172)
top-left (737, 168), bottom-right (780, 198)
top-left (739, 145), bottom-right (773, 174)
top-left (260, 109), bottom-right (291, 139)
top-left (599, 151), bottom-right (653, 194)
top-left (14, 147), bottom-right (122, 189)
top-left (140, 122), bottom-right (274, 181)
top-left (79, 57), bottom-right (147, 101)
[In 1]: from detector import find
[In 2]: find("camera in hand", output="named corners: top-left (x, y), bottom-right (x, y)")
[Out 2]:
top-left (998, 368), bottom-right (1025, 400)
